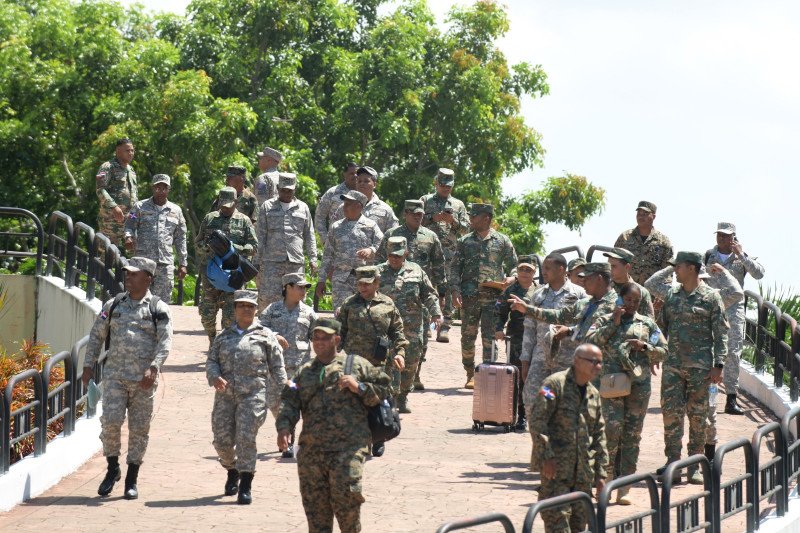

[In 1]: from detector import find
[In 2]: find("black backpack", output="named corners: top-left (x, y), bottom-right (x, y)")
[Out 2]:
top-left (104, 293), bottom-right (165, 350)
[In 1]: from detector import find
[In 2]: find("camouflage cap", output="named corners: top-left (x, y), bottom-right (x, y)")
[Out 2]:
top-left (151, 174), bottom-right (171, 186)
top-left (517, 254), bottom-right (536, 269)
top-left (356, 166), bottom-right (378, 180)
top-left (567, 257), bottom-right (587, 272)
top-left (226, 165), bottom-right (247, 177)
top-left (340, 190), bottom-right (368, 206)
top-left (404, 199), bottom-right (424, 213)
top-left (217, 186), bottom-right (237, 208)
top-left (277, 172), bottom-right (297, 190)
top-left (282, 272), bottom-right (311, 287)
top-left (668, 251), bottom-right (703, 266)
top-left (233, 289), bottom-right (258, 305)
top-left (313, 317), bottom-right (341, 335)
top-left (578, 262), bottom-right (611, 277)
top-left (436, 167), bottom-right (455, 186)
top-left (636, 200), bottom-right (657, 213)
top-left (714, 222), bottom-right (736, 235)
top-left (123, 256), bottom-right (156, 276)
top-left (257, 147), bottom-right (283, 162)
top-left (387, 236), bottom-right (408, 256)
top-left (355, 265), bottom-right (380, 283)
top-left (469, 203), bottom-right (494, 216)
top-left (603, 247), bottom-right (635, 264)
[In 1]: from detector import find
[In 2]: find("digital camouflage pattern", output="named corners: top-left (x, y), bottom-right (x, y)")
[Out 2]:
top-left (495, 280), bottom-right (538, 363)
top-left (338, 293), bottom-right (408, 371)
top-left (254, 170), bottom-right (279, 206)
top-left (314, 181), bottom-right (351, 244)
top-left (96, 157), bottom-right (138, 248)
top-left (321, 216), bottom-right (383, 310)
top-left (585, 312), bottom-right (667, 479)
top-left (276, 353), bottom-right (392, 533)
top-left (259, 300), bottom-right (317, 374)
top-left (330, 194), bottom-right (399, 234)
top-left (524, 288), bottom-right (618, 350)
top-left (84, 291), bottom-right (172, 464)
top-left (194, 210), bottom-right (258, 339)
top-left (124, 198), bottom-right (188, 303)
top-left (612, 278), bottom-right (655, 318)
top-left (212, 187), bottom-right (259, 225)
top-left (614, 227), bottom-right (673, 285)
top-left (529, 367), bottom-right (608, 532)
top-left (206, 322), bottom-right (286, 472)
top-left (377, 260), bottom-right (440, 395)
top-left (376, 224), bottom-right (447, 293)
top-left (256, 197), bottom-right (316, 309)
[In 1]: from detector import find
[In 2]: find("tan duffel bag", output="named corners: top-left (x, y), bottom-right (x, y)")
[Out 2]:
top-left (599, 372), bottom-right (631, 398)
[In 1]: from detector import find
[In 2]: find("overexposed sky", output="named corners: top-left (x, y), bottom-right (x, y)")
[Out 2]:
top-left (124, 0), bottom-right (798, 290)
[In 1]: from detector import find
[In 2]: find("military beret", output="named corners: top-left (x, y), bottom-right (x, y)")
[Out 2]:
top-left (217, 186), bottom-right (237, 208)
top-left (313, 317), bottom-right (341, 335)
top-left (636, 200), bottom-right (657, 213)
top-left (123, 256), bottom-right (156, 276)
top-left (603, 247), bottom-right (635, 264)
top-left (233, 290), bottom-right (258, 305)
top-left (578, 262), bottom-right (611, 277)
top-left (404, 200), bottom-right (424, 213)
top-left (257, 147), bottom-right (283, 162)
top-left (226, 165), bottom-right (247, 177)
top-left (469, 203), bottom-right (494, 216)
top-left (282, 272), bottom-right (311, 287)
top-left (668, 251), bottom-right (703, 267)
top-left (567, 258), bottom-right (587, 272)
top-left (356, 166), bottom-right (378, 180)
top-left (517, 254), bottom-right (536, 269)
top-left (355, 265), bottom-right (379, 283)
top-left (387, 236), bottom-right (408, 256)
top-left (277, 172), bottom-right (297, 190)
top-left (436, 168), bottom-right (455, 185)
top-left (151, 174), bottom-right (171, 186)
top-left (714, 222), bottom-right (736, 235)
top-left (340, 190), bottom-right (368, 207)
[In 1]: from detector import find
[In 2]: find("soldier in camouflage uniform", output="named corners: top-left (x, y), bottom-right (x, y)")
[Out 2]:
top-left (81, 257), bottom-right (172, 500)
top-left (96, 138), bottom-right (138, 250)
top-left (124, 174), bottom-right (187, 303)
top-left (604, 248), bottom-right (655, 318)
top-left (614, 200), bottom-right (673, 285)
top-left (585, 283), bottom-right (666, 504)
top-left (705, 221), bottom-right (765, 415)
top-left (329, 166), bottom-right (399, 233)
top-left (195, 187), bottom-right (259, 344)
top-left (314, 162), bottom-right (359, 244)
top-left (318, 191), bottom-right (384, 311)
top-left (256, 173), bottom-right (317, 311)
top-left (567, 257), bottom-right (587, 288)
top-left (377, 237), bottom-right (442, 413)
top-left (452, 203), bottom-right (517, 388)
top-left (520, 253), bottom-right (586, 423)
top-left (495, 255), bottom-right (538, 430)
top-left (376, 199), bottom-right (447, 389)
top-left (211, 166), bottom-right (259, 225)
top-left (653, 251), bottom-right (728, 484)
top-left (276, 318), bottom-right (393, 533)
top-left (207, 290), bottom-right (286, 505)
top-left (529, 344), bottom-right (608, 533)
top-left (254, 146), bottom-right (282, 207)
top-left (421, 168), bottom-right (470, 341)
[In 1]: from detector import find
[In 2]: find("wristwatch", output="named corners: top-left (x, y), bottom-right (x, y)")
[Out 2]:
top-left (357, 382), bottom-right (367, 396)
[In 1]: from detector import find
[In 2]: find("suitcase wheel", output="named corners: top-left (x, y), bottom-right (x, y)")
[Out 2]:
top-left (472, 422), bottom-right (484, 432)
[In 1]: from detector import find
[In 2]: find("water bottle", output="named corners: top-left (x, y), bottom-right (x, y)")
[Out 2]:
top-left (708, 383), bottom-right (718, 406)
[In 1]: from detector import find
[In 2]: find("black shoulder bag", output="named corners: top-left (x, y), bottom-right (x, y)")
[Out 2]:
top-left (343, 353), bottom-right (401, 443)
top-left (365, 302), bottom-right (390, 362)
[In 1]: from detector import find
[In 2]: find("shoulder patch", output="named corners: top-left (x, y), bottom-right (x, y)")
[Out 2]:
top-left (539, 386), bottom-right (556, 400)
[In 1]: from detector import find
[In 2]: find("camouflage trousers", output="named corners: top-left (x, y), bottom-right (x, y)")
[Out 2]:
top-left (98, 207), bottom-right (129, 252)
top-left (539, 478), bottom-right (591, 533)
top-left (661, 365), bottom-right (710, 460)
top-left (150, 263), bottom-right (174, 303)
top-left (331, 272), bottom-right (357, 313)
top-left (460, 291), bottom-right (500, 370)
top-left (523, 343), bottom-right (579, 420)
top-left (442, 258), bottom-right (457, 323)
top-left (100, 378), bottom-right (157, 465)
top-left (724, 308), bottom-right (745, 393)
top-left (211, 388), bottom-right (267, 473)
top-left (400, 318), bottom-right (425, 395)
top-left (257, 261), bottom-right (304, 312)
top-left (297, 447), bottom-right (368, 533)
top-left (602, 377), bottom-right (650, 478)
top-left (199, 274), bottom-right (235, 340)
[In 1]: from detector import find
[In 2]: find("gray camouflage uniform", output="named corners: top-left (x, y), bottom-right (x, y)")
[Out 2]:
top-left (330, 194), bottom-right (399, 234)
top-left (314, 182), bottom-right (351, 244)
top-left (254, 169), bottom-right (279, 206)
top-left (259, 300), bottom-right (317, 377)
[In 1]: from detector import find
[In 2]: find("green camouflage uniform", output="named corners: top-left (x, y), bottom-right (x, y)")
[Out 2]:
top-left (585, 312), bottom-right (666, 479)
top-left (614, 227), bottom-right (673, 286)
top-left (212, 187), bottom-right (259, 225)
top-left (276, 353), bottom-right (392, 533)
top-left (206, 321), bottom-right (286, 472)
top-left (194, 210), bottom-right (258, 340)
top-left (83, 290), bottom-right (172, 465)
top-left (96, 157), bottom-right (138, 249)
top-left (529, 367), bottom-right (608, 533)
top-left (452, 228), bottom-right (517, 370)
top-left (612, 278), bottom-right (655, 318)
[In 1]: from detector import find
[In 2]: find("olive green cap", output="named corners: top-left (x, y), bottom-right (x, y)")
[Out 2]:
top-left (668, 251), bottom-right (703, 267)
top-left (603, 248), bottom-right (635, 264)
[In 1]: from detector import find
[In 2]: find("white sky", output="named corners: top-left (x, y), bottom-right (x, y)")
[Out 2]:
top-left (125, 0), bottom-right (798, 291)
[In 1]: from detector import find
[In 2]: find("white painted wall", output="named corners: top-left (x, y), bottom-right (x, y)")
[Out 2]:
top-left (36, 276), bottom-right (101, 357)
top-left (0, 274), bottom-right (36, 352)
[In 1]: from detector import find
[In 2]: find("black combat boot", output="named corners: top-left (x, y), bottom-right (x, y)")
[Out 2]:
top-left (372, 441), bottom-right (386, 457)
top-left (725, 394), bottom-right (745, 415)
top-left (98, 456), bottom-right (121, 496)
top-left (514, 412), bottom-right (527, 431)
top-left (238, 472), bottom-right (254, 504)
top-left (123, 463), bottom-right (140, 500)
top-left (224, 469), bottom-right (239, 496)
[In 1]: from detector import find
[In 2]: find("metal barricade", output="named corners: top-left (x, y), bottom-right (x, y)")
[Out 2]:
top-left (762, 301), bottom-right (782, 386)
top-left (1, 369), bottom-right (45, 474)
top-left (660, 455), bottom-right (713, 532)
top-left (73, 221), bottom-right (97, 299)
top-left (743, 290), bottom-right (763, 371)
top-left (0, 206), bottom-right (44, 276)
top-left (585, 244), bottom-right (617, 262)
top-left (522, 491), bottom-right (597, 533)
top-left (41, 350), bottom-right (75, 445)
top-left (781, 405), bottom-right (800, 489)
top-left (597, 473), bottom-right (660, 532)
top-left (550, 245), bottom-right (585, 260)
top-left (712, 437), bottom-right (755, 532)
top-left (752, 421), bottom-right (787, 519)
top-left (71, 335), bottom-right (101, 419)
top-left (778, 314), bottom-right (799, 401)
top-left (436, 512), bottom-right (516, 533)
top-left (45, 211), bottom-right (75, 284)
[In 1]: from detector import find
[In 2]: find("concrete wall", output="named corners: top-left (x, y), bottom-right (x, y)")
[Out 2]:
top-left (0, 274), bottom-right (36, 353)
top-left (36, 276), bottom-right (100, 357)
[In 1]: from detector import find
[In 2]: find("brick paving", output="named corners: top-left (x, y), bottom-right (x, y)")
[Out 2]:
top-left (0, 305), bottom-right (778, 532)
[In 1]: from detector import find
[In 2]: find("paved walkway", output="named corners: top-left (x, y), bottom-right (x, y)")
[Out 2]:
top-left (0, 306), bottom-right (778, 532)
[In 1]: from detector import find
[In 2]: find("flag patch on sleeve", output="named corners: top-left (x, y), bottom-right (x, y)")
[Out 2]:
top-left (539, 386), bottom-right (555, 400)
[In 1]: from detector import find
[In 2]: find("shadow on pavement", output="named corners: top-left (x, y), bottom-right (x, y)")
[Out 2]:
top-left (172, 329), bottom-right (208, 336)
top-left (161, 362), bottom-right (206, 373)
top-left (422, 387), bottom-right (473, 397)
top-left (144, 495), bottom-right (232, 507)
top-left (21, 496), bottom-right (117, 507)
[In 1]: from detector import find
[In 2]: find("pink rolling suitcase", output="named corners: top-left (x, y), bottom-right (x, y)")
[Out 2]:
top-left (471, 341), bottom-right (518, 432)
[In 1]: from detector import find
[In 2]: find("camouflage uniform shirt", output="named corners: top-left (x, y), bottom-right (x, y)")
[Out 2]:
top-left (194, 210), bottom-right (258, 270)
top-left (614, 227), bottom-right (673, 285)
top-left (612, 277), bottom-right (655, 318)
top-left (259, 301), bottom-right (318, 370)
top-left (314, 181), bottom-right (351, 244)
top-left (338, 293), bottom-right (408, 365)
top-left (96, 157), bottom-right (137, 210)
top-left (212, 188), bottom-right (259, 225)
top-left (420, 193), bottom-right (470, 258)
top-left (321, 216), bottom-right (383, 280)
top-left (525, 289), bottom-right (619, 343)
top-left (704, 246), bottom-right (765, 287)
top-left (375, 224), bottom-right (447, 293)
top-left (331, 194), bottom-right (399, 234)
top-left (586, 312), bottom-right (667, 377)
top-left (124, 198), bottom-right (188, 266)
top-left (256, 197), bottom-right (317, 266)
top-left (451, 229), bottom-right (518, 296)
top-left (376, 261), bottom-right (441, 320)
top-left (254, 169), bottom-right (279, 206)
